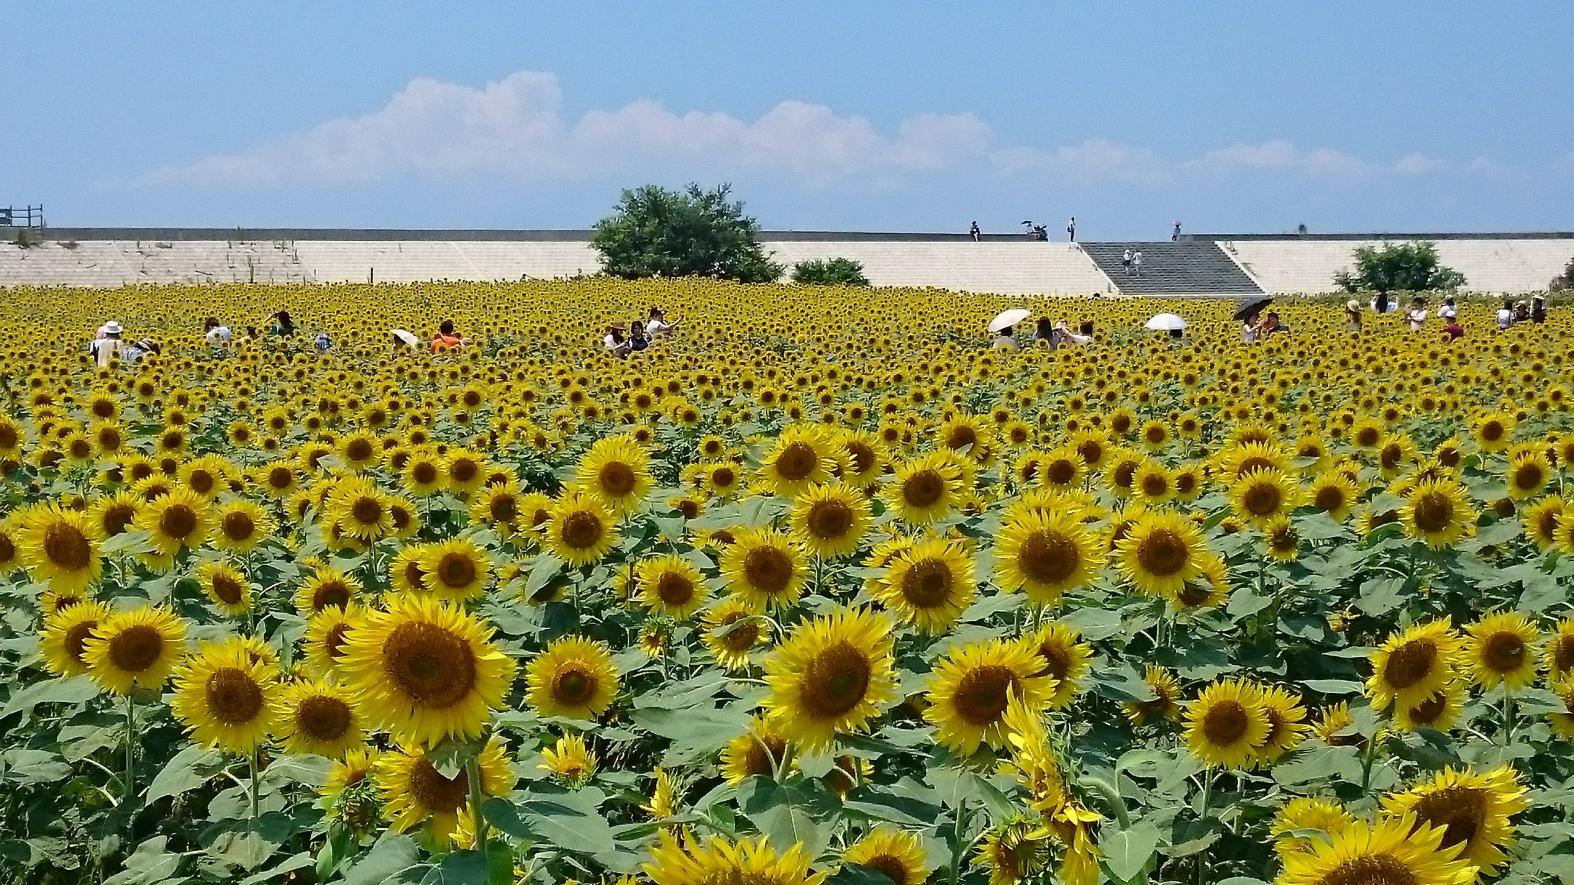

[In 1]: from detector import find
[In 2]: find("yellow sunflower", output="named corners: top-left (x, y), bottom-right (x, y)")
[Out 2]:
top-left (1522, 496), bottom-right (1564, 551)
top-left (720, 716), bottom-right (788, 784)
top-left (375, 736), bottom-right (513, 849)
top-left (925, 638), bottom-right (1055, 755)
top-left (82, 605), bottom-right (188, 695)
top-left (293, 566), bottom-right (363, 615)
top-left (1123, 664), bottom-right (1183, 727)
top-left (576, 435), bottom-right (652, 515)
top-left (195, 560), bottom-right (252, 617)
top-left (764, 606), bottom-right (896, 752)
top-left (135, 488), bottom-right (211, 556)
top-left (993, 508), bottom-right (1096, 605)
top-left (702, 598), bottom-right (768, 670)
top-left (789, 482), bottom-right (871, 559)
top-left (1366, 619), bottom-right (1464, 712)
top-left (274, 678), bottom-right (365, 758)
top-left (1115, 510), bottom-right (1209, 598)
top-left (208, 499), bottom-right (275, 553)
top-left (1271, 797), bottom-right (1356, 859)
top-left (170, 641), bottom-right (281, 754)
top-left (1381, 765), bottom-right (1527, 875)
top-left (1230, 468), bottom-right (1302, 528)
top-left (1545, 617), bottom-right (1574, 679)
top-left (757, 425), bottom-right (834, 497)
top-left (1392, 682), bottom-right (1466, 733)
top-left (884, 452), bottom-right (963, 525)
top-left (543, 491), bottom-right (619, 567)
top-left (1463, 611), bottom-right (1540, 690)
top-left (843, 828), bottom-right (928, 885)
top-left (417, 536), bottom-right (492, 601)
top-left (872, 536), bottom-right (976, 634)
top-left (1306, 471), bottom-right (1358, 522)
top-left (719, 527), bottom-right (808, 611)
top-left (636, 553), bottom-right (710, 620)
top-left (540, 733), bottom-right (597, 786)
top-left (525, 635), bottom-right (620, 720)
top-left (338, 594), bottom-right (515, 746)
top-left (303, 602), bottom-right (363, 679)
top-left (1398, 478), bottom-right (1477, 549)
top-left (1256, 684), bottom-right (1309, 765)
top-left (644, 831), bottom-right (827, 885)
top-left (39, 599), bottom-right (112, 677)
top-left (1025, 622), bottom-right (1092, 709)
top-left (1183, 678), bottom-right (1270, 768)
top-left (1505, 449), bottom-right (1552, 500)
top-left (1551, 674), bottom-right (1574, 739)
top-left (15, 504), bottom-right (102, 594)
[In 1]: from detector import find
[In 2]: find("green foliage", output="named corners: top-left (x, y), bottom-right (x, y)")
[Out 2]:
top-left (12, 227), bottom-right (43, 249)
top-left (1333, 241), bottom-right (1466, 293)
top-left (590, 183), bottom-right (784, 283)
top-left (1550, 256), bottom-right (1574, 292)
top-left (791, 257), bottom-right (870, 287)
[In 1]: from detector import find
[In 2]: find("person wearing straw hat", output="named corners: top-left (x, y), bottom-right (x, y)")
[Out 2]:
top-left (603, 322), bottom-right (632, 358)
top-left (92, 322), bottom-right (127, 368)
top-left (1345, 300), bottom-right (1362, 332)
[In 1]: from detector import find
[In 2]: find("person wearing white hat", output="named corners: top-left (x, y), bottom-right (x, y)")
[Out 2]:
top-left (92, 321), bottom-right (127, 368)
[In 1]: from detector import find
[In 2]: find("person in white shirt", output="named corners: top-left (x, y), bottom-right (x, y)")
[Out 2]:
top-left (91, 322), bottom-right (127, 368)
top-left (990, 326), bottom-right (1018, 351)
top-left (1438, 296), bottom-right (1457, 321)
top-left (646, 307), bottom-right (679, 336)
top-left (603, 323), bottom-right (632, 357)
top-left (1132, 251), bottom-right (1144, 277)
top-left (1407, 298), bottom-right (1428, 332)
top-left (1496, 298), bottom-right (1515, 330)
top-left (204, 316), bottom-right (232, 345)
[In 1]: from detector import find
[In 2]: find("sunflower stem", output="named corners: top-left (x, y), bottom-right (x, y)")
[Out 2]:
top-left (1501, 689), bottom-right (1516, 746)
top-left (123, 693), bottom-right (136, 809)
top-left (1195, 766), bottom-right (1215, 885)
top-left (249, 748), bottom-right (260, 822)
top-left (466, 756), bottom-right (489, 854)
top-left (949, 797), bottom-right (970, 885)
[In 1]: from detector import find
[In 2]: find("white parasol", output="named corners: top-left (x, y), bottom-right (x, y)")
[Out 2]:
top-left (988, 308), bottom-right (1032, 334)
top-left (392, 329), bottom-right (419, 347)
top-left (1143, 313), bottom-right (1187, 331)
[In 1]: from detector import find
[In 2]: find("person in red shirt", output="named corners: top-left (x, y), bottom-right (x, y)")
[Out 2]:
top-left (430, 319), bottom-right (462, 352)
top-left (1442, 318), bottom-right (1464, 340)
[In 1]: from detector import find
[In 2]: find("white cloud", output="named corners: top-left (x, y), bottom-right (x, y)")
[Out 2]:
top-left (133, 69), bottom-right (1475, 192)
top-left (137, 71), bottom-right (991, 187)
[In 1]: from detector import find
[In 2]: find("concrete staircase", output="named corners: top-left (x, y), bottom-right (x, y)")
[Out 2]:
top-left (1082, 242), bottom-right (1262, 296)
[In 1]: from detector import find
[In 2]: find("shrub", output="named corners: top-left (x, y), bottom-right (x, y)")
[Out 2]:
top-left (791, 257), bottom-right (869, 286)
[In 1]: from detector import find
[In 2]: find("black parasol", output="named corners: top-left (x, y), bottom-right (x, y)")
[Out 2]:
top-left (1233, 296), bottom-right (1273, 322)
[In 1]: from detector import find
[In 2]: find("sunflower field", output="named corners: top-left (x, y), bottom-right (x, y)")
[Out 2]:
top-left (1, 280), bottom-right (1573, 885)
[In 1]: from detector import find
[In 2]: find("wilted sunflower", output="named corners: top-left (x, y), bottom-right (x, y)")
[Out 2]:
top-left (1398, 477), bottom-right (1477, 549)
top-left (525, 635), bottom-right (620, 720)
top-left (885, 451), bottom-right (963, 525)
top-left (1115, 509), bottom-right (1209, 598)
top-left (1183, 678), bottom-right (1270, 768)
top-left (339, 594), bottom-right (515, 746)
top-left (719, 527), bottom-right (808, 611)
top-left (643, 831), bottom-right (827, 885)
top-left (926, 638), bottom-right (1055, 755)
top-left (872, 536), bottom-right (976, 634)
top-left (543, 491), bottom-right (619, 567)
top-left (1025, 622), bottom-right (1092, 709)
top-left (15, 504), bottom-right (102, 594)
top-left (195, 560), bottom-right (252, 617)
top-left (843, 828), bottom-right (928, 885)
top-left (375, 736), bottom-right (513, 849)
top-left (274, 678), bottom-right (364, 758)
top-left (1366, 619), bottom-right (1464, 712)
top-left (721, 716), bottom-right (788, 783)
top-left (576, 435), bottom-right (652, 515)
top-left (39, 599), bottom-right (112, 677)
top-left (635, 553), bottom-right (710, 620)
top-left (170, 641), bottom-right (281, 754)
top-left (1381, 765), bottom-right (1527, 874)
top-left (82, 605), bottom-right (188, 695)
top-left (540, 732), bottom-right (597, 786)
top-left (417, 536), bottom-right (492, 601)
top-left (764, 606), bottom-right (895, 751)
top-left (993, 508), bottom-right (1095, 605)
top-left (789, 482), bottom-right (871, 559)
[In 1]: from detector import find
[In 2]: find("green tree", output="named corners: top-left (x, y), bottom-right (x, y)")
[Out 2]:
top-left (791, 257), bottom-right (870, 286)
top-left (1333, 241), bottom-right (1466, 294)
top-left (591, 183), bottom-right (783, 282)
top-left (1549, 257), bottom-right (1574, 292)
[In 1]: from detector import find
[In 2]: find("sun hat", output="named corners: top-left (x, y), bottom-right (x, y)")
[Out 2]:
top-left (1346, 300), bottom-right (1359, 311)
top-left (102, 321), bottom-right (124, 335)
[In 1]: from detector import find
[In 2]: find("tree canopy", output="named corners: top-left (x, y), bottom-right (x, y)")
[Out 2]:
top-left (1333, 241), bottom-right (1466, 294)
top-left (591, 183), bottom-right (784, 283)
top-left (1550, 257), bottom-right (1574, 292)
top-left (791, 257), bottom-right (870, 286)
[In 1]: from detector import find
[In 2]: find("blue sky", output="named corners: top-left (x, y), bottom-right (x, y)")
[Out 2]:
top-left (5, 2), bottom-right (1570, 237)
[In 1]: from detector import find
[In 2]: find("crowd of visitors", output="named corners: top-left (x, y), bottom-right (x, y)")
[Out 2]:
top-left (603, 307), bottom-right (679, 358)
